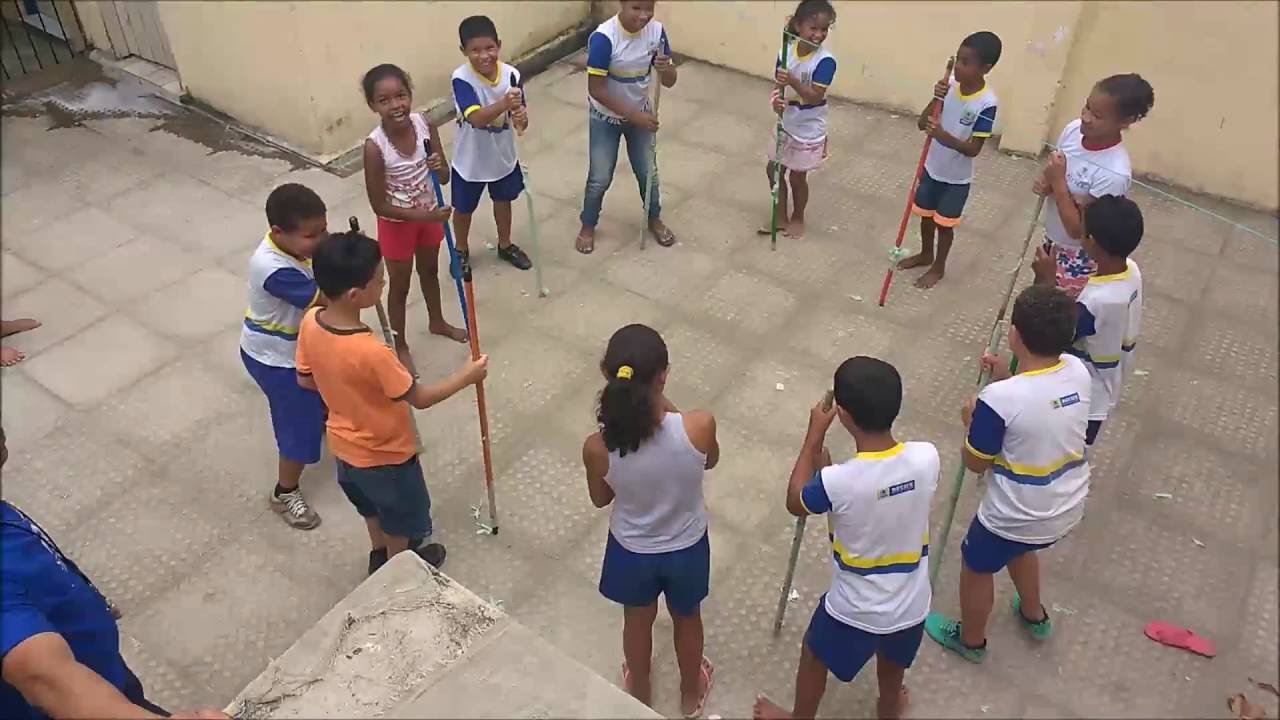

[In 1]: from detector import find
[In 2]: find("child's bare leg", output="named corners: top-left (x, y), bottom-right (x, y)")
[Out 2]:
top-left (363, 516), bottom-right (387, 551)
top-left (959, 564), bottom-right (995, 648)
top-left (384, 532), bottom-right (411, 557)
top-left (916, 225), bottom-right (953, 289)
top-left (787, 170), bottom-right (809, 238)
top-left (622, 602), bottom-right (659, 706)
top-left (898, 216), bottom-right (935, 270)
top-left (759, 161), bottom-right (790, 234)
top-left (494, 200), bottom-right (513, 250)
top-left (1, 318), bottom-right (40, 337)
top-left (414, 244), bottom-right (466, 343)
top-left (874, 654), bottom-right (909, 720)
top-left (385, 259), bottom-right (418, 374)
top-left (1007, 551), bottom-right (1047, 621)
top-left (453, 211), bottom-right (473, 255)
top-left (670, 603), bottom-right (709, 717)
top-left (754, 641), bottom-right (828, 719)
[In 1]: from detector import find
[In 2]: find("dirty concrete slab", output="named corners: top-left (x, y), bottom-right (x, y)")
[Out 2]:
top-left (1, 53), bottom-right (1277, 719)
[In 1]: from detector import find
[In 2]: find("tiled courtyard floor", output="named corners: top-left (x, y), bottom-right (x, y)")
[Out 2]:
top-left (2, 56), bottom-right (1277, 718)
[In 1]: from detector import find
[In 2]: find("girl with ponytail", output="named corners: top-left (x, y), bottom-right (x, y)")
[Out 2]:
top-left (582, 323), bottom-right (720, 717)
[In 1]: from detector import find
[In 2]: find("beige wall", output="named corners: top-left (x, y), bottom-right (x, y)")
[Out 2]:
top-left (644, 0), bottom-right (1277, 210)
top-left (156, 0), bottom-right (589, 157)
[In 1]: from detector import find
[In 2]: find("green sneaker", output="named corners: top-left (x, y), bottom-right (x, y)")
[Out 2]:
top-left (1011, 593), bottom-right (1053, 640)
top-left (924, 611), bottom-right (987, 663)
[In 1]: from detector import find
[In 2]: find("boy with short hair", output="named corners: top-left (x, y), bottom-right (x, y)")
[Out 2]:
top-left (755, 357), bottom-right (939, 720)
top-left (449, 14), bottom-right (532, 271)
top-left (296, 230), bottom-right (488, 575)
top-left (1035, 194), bottom-right (1144, 448)
top-left (925, 285), bottom-right (1091, 662)
top-left (241, 183), bottom-right (329, 530)
top-left (898, 30), bottom-right (1002, 289)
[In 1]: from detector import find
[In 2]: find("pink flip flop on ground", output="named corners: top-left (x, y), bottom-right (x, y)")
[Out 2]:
top-left (1144, 620), bottom-right (1216, 657)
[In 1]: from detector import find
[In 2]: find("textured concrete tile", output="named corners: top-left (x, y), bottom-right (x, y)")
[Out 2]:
top-left (0, 370), bottom-right (67, 447)
top-left (1241, 562), bottom-right (1279, 687)
top-left (23, 316), bottom-right (176, 406)
top-left (1139, 193), bottom-right (1231, 257)
top-left (117, 632), bottom-right (218, 713)
top-left (602, 239), bottom-right (720, 300)
top-left (1185, 314), bottom-right (1279, 393)
top-left (8, 206), bottom-right (140, 273)
top-left (411, 385), bottom-right (511, 500)
top-left (1, 251), bottom-right (45, 298)
top-left (1138, 290), bottom-right (1193, 357)
top-left (1152, 367), bottom-right (1277, 459)
top-left (249, 166), bottom-right (363, 208)
top-left (673, 109), bottom-right (764, 158)
top-left (702, 426), bottom-right (796, 537)
top-left (697, 270), bottom-right (798, 335)
top-left (1222, 220), bottom-right (1280, 274)
top-left (516, 96), bottom-right (590, 157)
top-left (0, 278), bottom-right (108, 355)
top-left (522, 143), bottom-right (588, 204)
top-left (530, 277), bottom-right (666, 350)
top-left (1204, 261), bottom-right (1280, 326)
top-left (1131, 241), bottom-right (1213, 303)
top-left (131, 267), bottom-right (245, 340)
top-left (44, 142), bottom-right (163, 206)
top-left (716, 353), bottom-right (831, 449)
top-left (649, 318), bottom-right (744, 405)
top-left (1, 420), bottom-right (150, 535)
top-left (487, 441), bottom-right (598, 560)
top-left (482, 327), bottom-right (591, 416)
top-left (104, 173), bottom-right (263, 261)
top-left (784, 294), bottom-right (906, 369)
top-left (659, 192), bottom-right (763, 254)
top-left (68, 234), bottom-right (202, 303)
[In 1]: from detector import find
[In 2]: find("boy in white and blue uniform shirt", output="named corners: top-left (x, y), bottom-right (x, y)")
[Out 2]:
top-left (755, 357), bottom-right (938, 720)
top-left (574, 1), bottom-right (678, 254)
top-left (899, 30), bottom-right (1001, 289)
top-left (926, 285), bottom-right (1092, 663)
top-left (1037, 194), bottom-right (1144, 449)
top-left (240, 183), bottom-right (328, 531)
top-left (449, 15), bottom-right (532, 270)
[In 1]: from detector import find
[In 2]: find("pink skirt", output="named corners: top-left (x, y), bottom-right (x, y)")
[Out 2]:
top-left (766, 131), bottom-right (828, 172)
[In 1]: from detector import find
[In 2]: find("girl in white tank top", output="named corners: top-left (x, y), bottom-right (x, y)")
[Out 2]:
top-left (581, 324), bottom-right (720, 716)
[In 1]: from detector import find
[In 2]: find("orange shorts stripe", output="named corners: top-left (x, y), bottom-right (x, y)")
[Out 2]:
top-left (910, 204), bottom-right (935, 218)
top-left (933, 214), bottom-right (962, 228)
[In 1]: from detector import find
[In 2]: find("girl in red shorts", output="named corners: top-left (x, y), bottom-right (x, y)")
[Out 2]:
top-left (362, 63), bottom-right (467, 374)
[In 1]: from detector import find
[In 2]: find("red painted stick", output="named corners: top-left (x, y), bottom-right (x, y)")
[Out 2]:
top-left (878, 58), bottom-right (955, 307)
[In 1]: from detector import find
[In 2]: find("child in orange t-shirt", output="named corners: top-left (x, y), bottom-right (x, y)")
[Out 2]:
top-left (296, 230), bottom-right (488, 575)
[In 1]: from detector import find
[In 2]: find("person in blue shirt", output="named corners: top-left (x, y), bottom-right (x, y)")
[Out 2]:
top-left (0, 427), bottom-right (226, 719)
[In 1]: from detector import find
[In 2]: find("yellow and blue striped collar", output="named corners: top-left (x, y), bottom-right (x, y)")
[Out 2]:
top-left (856, 442), bottom-right (905, 460)
top-left (1019, 360), bottom-right (1066, 377)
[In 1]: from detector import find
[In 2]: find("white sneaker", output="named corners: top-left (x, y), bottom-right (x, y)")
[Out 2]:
top-left (269, 488), bottom-right (321, 530)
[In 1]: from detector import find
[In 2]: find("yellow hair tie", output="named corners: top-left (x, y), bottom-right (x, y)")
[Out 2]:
top-left (616, 365), bottom-right (634, 380)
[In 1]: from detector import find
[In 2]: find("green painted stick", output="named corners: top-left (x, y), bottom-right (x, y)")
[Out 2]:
top-left (773, 391), bottom-right (834, 634)
top-left (639, 77), bottom-right (662, 250)
top-left (768, 28), bottom-right (790, 252)
top-left (928, 193), bottom-right (1047, 588)
top-left (511, 77), bottom-right (547, 299)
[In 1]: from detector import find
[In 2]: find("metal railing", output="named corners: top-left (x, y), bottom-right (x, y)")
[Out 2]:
top-left (1, 0), bottom-right (81, 81)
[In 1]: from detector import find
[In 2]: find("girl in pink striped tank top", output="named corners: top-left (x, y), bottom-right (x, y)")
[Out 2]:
top-left (361, 64), bottom-right (467, 375)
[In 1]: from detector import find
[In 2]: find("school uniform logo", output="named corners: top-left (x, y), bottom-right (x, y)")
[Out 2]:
top-left (877, 480), bottom-right (916, 499)
top-left (1051, 392), bottom-right (1081, 409)
top-left (960, 109), bottom-right (978, 127)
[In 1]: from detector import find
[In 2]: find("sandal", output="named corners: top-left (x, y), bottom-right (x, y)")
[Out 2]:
top-left (575, 232), bottom-right (595, 255)
top-left (650, 223), bottom-right (677, 248)
top-left (682, 656), bottom-right (714, 719)
top-left (1144, 620), bottom-right (1216, 657)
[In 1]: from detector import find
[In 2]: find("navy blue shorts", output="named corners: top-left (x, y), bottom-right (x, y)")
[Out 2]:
top-left (241, 350), bottom-right (324, 464)
top-left (805, 596), bottom-right (925, 682)
top-left (599, 532), bottom-right (710, 616)
top-left (450, 165), bottom-right (524, 214)
top-left (1085, 419), bottom-right (1103, 446)
top-left (911, 169), bottom-right (970, 227)
top-left (336, 455), bottom-right (432, 539)
top-left (961, 517), bottom-right (1055, 574)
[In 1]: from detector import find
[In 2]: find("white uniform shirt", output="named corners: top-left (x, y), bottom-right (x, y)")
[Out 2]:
top-left (923, 80), bottom-right (997, 184)
top-left (586, 16), bottom-right (670, 120)
top-left (367, 113), bottom-right (438, 215)
top-left (800, 442), bottom-right (939, 633)
top-left (1043, 119), bottom-right (1133, 250)
top-left (1072, 259), bottom-right (1143, 420)
top-left (450, 62), bottom-right (521, 182)
top-left (778, 41), bottom-right (837, 143)
top-left (240, 234), bottom-right (318, 368)
top-left (966, 355), bottom-right (1093, 544)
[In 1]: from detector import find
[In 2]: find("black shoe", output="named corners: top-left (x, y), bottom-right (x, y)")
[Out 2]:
top-left (368, 547), bottom-right (389, 576)
top-left (414, 542), bottom-right (447, 568)
top-left (497, 243), bottom-right (532, 270)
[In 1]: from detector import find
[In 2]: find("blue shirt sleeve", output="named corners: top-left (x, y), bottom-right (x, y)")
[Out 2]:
top-left (263, 268), bottom-right (318, 310)
top-left (973, 104), bottom-right (997, 136)
top-left (452, 77), bottom-right (482, 118)
top-left (1, 577), bottom-right (56, 657)
top-left (965, 399), bottom-right (1006, 460)
top-left (799, 469), bottom-right (832, 514)
top-left (1074, 301), bottom-right (1097, 340)
top-left (586, 31), bottom-right (612, 76)
top-left (811, 57), bottom-right (836, 87)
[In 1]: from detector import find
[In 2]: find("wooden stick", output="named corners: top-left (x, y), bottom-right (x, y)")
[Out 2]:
top-left (878, 57), bottom-right (955, 307)
top-left (639, 76), bottom-right (662, 250)
top-left (773, 390), bottom-right (834, 633)
top-left (458, 254), bottom-right (499, 535)
top-left (768, 28), bottom-right (790, 252)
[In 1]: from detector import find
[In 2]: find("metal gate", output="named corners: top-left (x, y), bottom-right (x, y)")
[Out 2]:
top-left (100, 0), bottom-right (174, 69)
top-left (0, 0), bottom-right (84, 80)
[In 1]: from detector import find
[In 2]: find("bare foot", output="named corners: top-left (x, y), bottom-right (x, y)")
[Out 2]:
top-left (1, 346), bottom-right (25, 367)
top-left (786, 219), bottom-right (805, 239)
top-left (429, 320), bottom-right (468, 344)
top-left (394, 341), bottom-right (418, 378)
top-left (757, 220), bottom-right (795, 237)
top-left (753, 693), bottom-right (792, 720)
top-left (1, 318), bottom-right (40, 337)
top-left (877, 686), bottom-right (910, 719)
top-left (680, 656), bottom-right (714, 717)
top-left (897, 252), bottom-right (933, 271)
top-left (648, 217), bottom-right (676, 247)
top-left (576, 225), bottom-right (595, 254)
top-left (914, 265), bottom-right (945, 289)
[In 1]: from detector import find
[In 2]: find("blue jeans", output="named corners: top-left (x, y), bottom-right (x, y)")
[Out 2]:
top-left (580, 108), bottom-right (660, 227)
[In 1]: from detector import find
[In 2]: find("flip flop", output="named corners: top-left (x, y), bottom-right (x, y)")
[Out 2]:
top-left (620, 661), bottom-right (632, 693)
top-left (575, 233), bottom-right (595, 255)
top-left (683, 656), bottom-right (714, 719)
top-left (651, 225), bottom-right (677, 247)
top-left (1144, 620), bottom-right (1216, 657)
